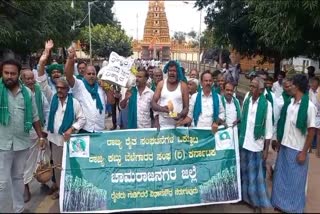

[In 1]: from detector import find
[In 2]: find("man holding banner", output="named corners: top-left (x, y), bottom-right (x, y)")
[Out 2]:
top-left (239, 76), bottom-right (273, 211)
top-left (64, 47), bottom-right (108, 133)
top-left (177, 70), bottom-right (225, 131)
top-left (119, 67), bottom-right (154, 129)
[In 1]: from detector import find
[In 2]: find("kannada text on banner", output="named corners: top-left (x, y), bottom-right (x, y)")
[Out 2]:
top-left (60, 127), bottom-right (241, 213)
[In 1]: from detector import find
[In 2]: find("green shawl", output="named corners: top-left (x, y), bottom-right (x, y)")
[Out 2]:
top-left (128, 87), bottom-right (138, 129)
top-left (0, 79), bottom-right (33, 133)
top-left (151, 81), bottom-right (156, 92)
top-left (34, 83), bottom-right (45, 127)
top-left (265, 88), bottom-right (274, 125)
top-left (277, 94), bottom-right (309, 142)
top-left (239, 93), bottom-right (268, 147)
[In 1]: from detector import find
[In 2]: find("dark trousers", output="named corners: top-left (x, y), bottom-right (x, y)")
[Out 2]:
top-left (112, 98), bottom-right (120, 127)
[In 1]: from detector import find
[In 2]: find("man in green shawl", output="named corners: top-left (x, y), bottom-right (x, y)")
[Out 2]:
top-left (76, 61), bottom-right (87, 80)
top-left (0, 59), bottom-right (45, 213)
top-left (272, 74), bottom-right (316, 213)
top-left (239, 76), bottom-right (273, 211)
top-left (119, 68), bottom-right (154, 129)
top-left (20, 69), bottom-right (50, 203)
top-left (150, 67), bottom-right (163, 92)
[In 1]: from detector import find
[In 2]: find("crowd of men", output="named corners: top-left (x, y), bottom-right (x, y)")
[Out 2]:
top-left (0, 39), bottom-right (318, 213)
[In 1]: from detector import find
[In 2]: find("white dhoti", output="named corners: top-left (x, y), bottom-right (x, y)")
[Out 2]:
top-left (23, 138), bottom-right (39, 185)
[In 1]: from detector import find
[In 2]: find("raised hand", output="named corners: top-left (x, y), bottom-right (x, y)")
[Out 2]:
top-left (67, 46), bottom-right (76, 60)
top-left (45, 39), bottom-right (54, 51)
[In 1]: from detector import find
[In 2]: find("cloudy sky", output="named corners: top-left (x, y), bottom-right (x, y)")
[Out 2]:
top-left (113, 0), bottom-right (206, 40)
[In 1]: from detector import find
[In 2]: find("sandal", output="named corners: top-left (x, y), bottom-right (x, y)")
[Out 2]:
top-left (51, 191), bottom-right (59, 200)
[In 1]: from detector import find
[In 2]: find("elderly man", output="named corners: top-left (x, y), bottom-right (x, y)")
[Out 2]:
top-left (187, 77), bottom-right (199, 99)
top-left (20, 69), bottom-right (50, 203)
top-left (152, 60), bottom-right (189, 128)
top-left (239, 77), bottom-right (273, 212)
top-left (151, 67), bottom-right (163, 91)
top-left (272, 74), bottom-right (316, 213)
top-left (65, 46), bottom-right (113, 133)
top-left (177, 70), bottom-right (225, 131)
top-left (0, 59), bottom-right (45, 213)
top-left (120, 68), bottom-right (154, 129)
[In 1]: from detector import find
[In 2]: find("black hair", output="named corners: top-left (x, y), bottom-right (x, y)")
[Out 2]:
top-left (138, 67), bottom-right (149, 79)
top-left (212, 70), bottom-right (221, 77)
top-left (278, 71), bottom-right (286, 78)
top-left (224, 81), bottom-right (235, 89)
top-left (77, 61), bottom-right (87, 68)
top-left (266, 75), bottom-right (274, 82)
top-left (0, 58), bottom-right (22, 74)
top-left (292, 74), bottom-right (308, 93)
top-left (200, 70), bottom-right (213, 81)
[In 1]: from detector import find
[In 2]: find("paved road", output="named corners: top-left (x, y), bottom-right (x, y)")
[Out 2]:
top-left (18, 115), bottom-right (320, 213)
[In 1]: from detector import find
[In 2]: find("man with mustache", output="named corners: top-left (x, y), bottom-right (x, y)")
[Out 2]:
top-left (272, 74), bottom-right (316, 213)
top-left (76, 61), bottom-right (87, 80)
top-left (120, 68), bottom-right (154, 129)
top-left (20, 69), bottom-right (50, 203)
top-left (151, 60), bottom-right (189, 128)
top-left (239, 77), bottom-right (273, 212)
top-left (65, 46), bottom-right (114, 133)
top-left (176, 70), bottom-right (225, 132)
top-left (221, 82), bottom-right (241, 128)
top-left (0, 59), bottom-right (45, 213)
top-left (150, 67), bottom-right (163, 92)
top-left (36, 41), bottom-right (86, 199)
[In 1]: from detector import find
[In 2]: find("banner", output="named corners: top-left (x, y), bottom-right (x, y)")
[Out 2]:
top-left (60, 127), bottom-right (241, 213)
top-left (100, 52), bottom-right (134, 87)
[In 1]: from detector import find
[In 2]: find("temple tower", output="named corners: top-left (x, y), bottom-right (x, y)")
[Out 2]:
top-left (140, 0), bottom-right (171, 61)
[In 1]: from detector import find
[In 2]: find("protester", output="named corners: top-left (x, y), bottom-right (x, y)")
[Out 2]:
top-left (0, 59), bottom-right (45, 213)
top-left (221, 82), bottom-right (241, 128)
top-left (76, 61), bottom-right (87, 80)
top-left (272, 74), bottom-right (316, 213)
top-left (151, 60), bottom-right (189, 128)
top-left (272, 71), bottom-right (285, 98)
top-left (239, 77), bottom-right (273, 212)
top-left (20, 69), bottom-right (50, 203)
top-left (120, 68), bottom-right (154, 129)
top-left (64, 46), bottom-right (113, 133)
top-left (188, 68), bottom-right (199, 79)
top-left (151, 67), bottom-right (163, 91)
top-left (187, 77), bottom-right (199, 99)
top-left (308, 77), bottom-right (320, 157)
top-left (177, 70), bottom-right (225, 132)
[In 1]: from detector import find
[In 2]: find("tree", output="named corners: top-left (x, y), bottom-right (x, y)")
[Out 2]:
top-left (196, 0), bottom-right (320, 77)
top-left (173, 31), bottom-right (186, 44)
top-left (79, 24), bottom-right (132, 58)
top-left (187, 30), bottom-right (197, 39)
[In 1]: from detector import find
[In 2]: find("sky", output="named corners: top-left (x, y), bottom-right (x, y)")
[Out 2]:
top-left (113, 0), bottom-right (206, 40)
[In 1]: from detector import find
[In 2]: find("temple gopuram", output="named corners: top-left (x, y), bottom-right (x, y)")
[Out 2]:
top-left (132, 0), bottom-right (200, 62)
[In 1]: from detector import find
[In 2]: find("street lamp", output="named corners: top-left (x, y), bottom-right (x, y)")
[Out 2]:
top-left (88, 0), bottom-right (107, 65)
top-left (183, 1), bottom-right (202, 72)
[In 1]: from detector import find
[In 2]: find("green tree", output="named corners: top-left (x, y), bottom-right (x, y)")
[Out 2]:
top-left (187, 30), bottom-right (197, 39)
top-left (79, 24), bottom-right (132, 58)
top-left (196, 0), bottom-right (320, 76)
top-left (173, 31), bottom-right (186, 44)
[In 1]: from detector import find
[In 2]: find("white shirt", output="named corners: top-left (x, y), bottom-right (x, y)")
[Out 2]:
top-left (188, 91), bottom-right (225, 127)
top-left (309, 88), bottom-right (320, 117)
top-left (243, 97), bottom-right (273, 152)
top-left (121, 87), bottom-right (154, 128)
top-left (71, 78), bottom-right (106, 132)
top-left (281, 99), bottom-right (316, 151)
top-left (224, 97), bottom-right (239, 127)
top-left (272, 81), bottom-right (283, 98)
top-left (47, 97), bottom-right (86, 147)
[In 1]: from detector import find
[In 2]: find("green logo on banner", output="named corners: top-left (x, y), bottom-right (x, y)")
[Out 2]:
top-left (71, 138), bottom-right (86, 153)
top-left (219, 131), bottom-right (231, 141)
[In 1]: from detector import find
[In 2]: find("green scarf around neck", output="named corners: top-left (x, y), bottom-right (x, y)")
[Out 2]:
top-left (221, 95), bottom-right (241, 121)
top-left (193, 88), bottom-right (219, 127)
top-left (265, 88), bottom-right (274, 125)
top-left (282, 91), bottom-right (291, 104)
top-left (239, 93), bottom-right (268, 147)
top-left (82, 79), bottom-right (104, 114)
top-left (47, 94), bottom-right (74, 135)
top-left (128, 87), bottom-right (138, 129)
top-left (277, 93), bottom-right (309, 142)
top-left (0, 79), bottom-right (33, 133)
top-left (151, 81), bottom-right (156, 92)
top-left (34, 83), bottom-right (45, 127)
